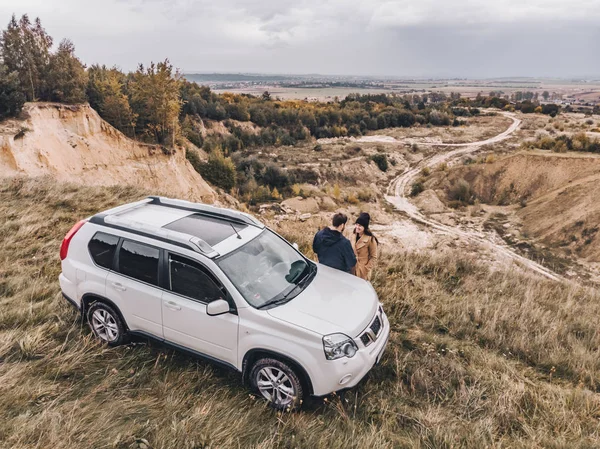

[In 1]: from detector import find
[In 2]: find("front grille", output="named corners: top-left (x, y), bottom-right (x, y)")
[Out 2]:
top-left (360, 313), bottom-right (383, 347)
top-left (371, 316), bottom-right (381, 335)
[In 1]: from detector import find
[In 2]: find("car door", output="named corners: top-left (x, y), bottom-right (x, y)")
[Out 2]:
top-left (161, 252), bottom-right (239, 367)
top-left (105, 238), bottom-right (163, 338)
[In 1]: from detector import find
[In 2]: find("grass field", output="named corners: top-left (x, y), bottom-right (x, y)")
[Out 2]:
top-left (2, 177), bottom-right (600, 448)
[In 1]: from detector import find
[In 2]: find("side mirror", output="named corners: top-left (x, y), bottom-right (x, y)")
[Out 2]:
top-left (207, 299), bottom-right (230, 316)
top-left (292, 242), bottom-right (299, 250)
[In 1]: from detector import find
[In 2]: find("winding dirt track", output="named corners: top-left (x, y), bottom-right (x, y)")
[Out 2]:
top-left (384, 112), bottom-right (563, 281)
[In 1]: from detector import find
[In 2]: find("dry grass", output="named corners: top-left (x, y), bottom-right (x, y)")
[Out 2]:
top-left (1, 177), bottom-right (600, 448)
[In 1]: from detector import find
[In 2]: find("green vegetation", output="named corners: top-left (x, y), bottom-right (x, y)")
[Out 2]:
top-left (447, 178), bottom-right (474, 206)
top-left (410, 181), bottom-right (424, 197)
top-left (3, 178), bottom-right (600, 448)
top-left (370, 153), bottom-right (389, 172)
top-left (196, 148), bottom-right (236, 191)
top-left (527, 133), bottom-right (600, 153)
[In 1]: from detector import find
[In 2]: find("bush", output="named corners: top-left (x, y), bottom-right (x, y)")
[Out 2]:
top-left (185, 147), bottom-right (203, 171)
top-left (411, 182), bottom-right (424, 197)
top-left (429, 110), bottom-right (451, 126)
top-left (197, 148), bottom-right (236, 191)
top-left (370, 153), bottom-right (389, 171)
top-left (421, 167), bottom-right (431, 177)
top-left (448, 179), bottom-right (474, 204)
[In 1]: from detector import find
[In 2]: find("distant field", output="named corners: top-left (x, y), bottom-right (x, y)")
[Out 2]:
top-left (204, 76), bottom-right (600, 101)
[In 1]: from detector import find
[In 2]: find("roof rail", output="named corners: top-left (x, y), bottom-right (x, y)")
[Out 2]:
top-left (147, 196), bottom-right (264, 228)
top-left (89, 214), bottom-right (219, 258)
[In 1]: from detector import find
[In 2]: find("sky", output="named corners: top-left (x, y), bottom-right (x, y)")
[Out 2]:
top-left (1, 0), bottom-right (599, 78)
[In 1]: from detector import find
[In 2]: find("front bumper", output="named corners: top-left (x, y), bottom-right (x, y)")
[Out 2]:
top-left (311, 311), bottom-right (390, 396)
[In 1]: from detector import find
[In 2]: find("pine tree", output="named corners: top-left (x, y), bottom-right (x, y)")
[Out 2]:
top-left (0, 15), bottom-right (52, 101)
top-left (44, 39), bottom-right (87, 103)
top-left (0, 63), bottom-right (26, 118)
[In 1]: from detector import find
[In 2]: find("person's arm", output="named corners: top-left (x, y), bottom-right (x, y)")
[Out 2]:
top-left (344, 240), bottom-right (357, 271)
top-left (365, 239), bottom-right (378, 272)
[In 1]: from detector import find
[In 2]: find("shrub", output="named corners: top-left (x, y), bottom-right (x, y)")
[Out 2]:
top-left (437, 162), bottom-right (448, 172)
top-left (411, 182), bottom-right (424, 197)
top-left (485, 154), bottom-right (496, 164)
top-left (346, 145), bottom-right (362, 156)
top-left (429, 110), bottom-right (451, 126)
top-left (346, 193), bottom-right (359, 204)
top-left (370, 153), bottom-right (389, 171)
top-left (448, 179), bottom-right (474, 204)
top-left (421, 167), bottom-right (431, 177)
top-left (197, 148), bottom-right (236, 191)
top-left (185, 147), bottom-right (203, 172)
top-left (313, 144), bottom-right (323, 152)
top-left (261, 164), bottom-right (290, 189)
top-left (357, 189), bottom-right (375, 202)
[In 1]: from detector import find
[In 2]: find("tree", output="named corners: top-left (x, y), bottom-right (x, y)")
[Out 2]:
top-left (197, 147), bottom-right (236, 191)
top-left (128, 60), bottom-right (182, 144)
top-left (87, 65), bottom-right (136, 134)
top-left (44, 39), bottom-right (87, 103)
top-left (0, 63), bottom-right (26, 118)
top-left (542, 91), bottom-right (550, 101)
top-left (0, 14), bottom-right (52, 101)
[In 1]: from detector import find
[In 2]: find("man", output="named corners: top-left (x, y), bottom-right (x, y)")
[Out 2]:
top-left (312, 213), bottom-right (357, 274)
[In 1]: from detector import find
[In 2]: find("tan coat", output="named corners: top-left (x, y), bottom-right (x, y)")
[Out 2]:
top-left (351, 234), bottom-right (378, 280)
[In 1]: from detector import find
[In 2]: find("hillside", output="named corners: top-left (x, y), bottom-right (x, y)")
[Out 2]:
top-left (2, 178), bottom-right (600, 448)
top-left (0, 103), bottom-right (216, 202)
top-left (440, 151), bottom-right (600, 263)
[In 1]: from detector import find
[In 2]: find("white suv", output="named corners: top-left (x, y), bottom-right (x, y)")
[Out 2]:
top-left (59, 196), bottom-right (389, 410)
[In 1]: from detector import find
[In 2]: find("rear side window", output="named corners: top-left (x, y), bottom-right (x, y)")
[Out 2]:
top-left (117, 240), bottom-right (159, 286)
top-left (88, 232), bottom-right (119, 269)
top-left (169, 254), bottom-right (224, 303)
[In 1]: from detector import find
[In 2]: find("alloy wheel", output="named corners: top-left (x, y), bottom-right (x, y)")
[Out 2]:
top-left (91, 309), bottom-right (119, 342)
top-left (256, 366), bottom-right (296, 407)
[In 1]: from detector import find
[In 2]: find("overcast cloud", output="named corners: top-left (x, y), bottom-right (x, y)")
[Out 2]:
top-left (1, 0), bottom-right (598, 77)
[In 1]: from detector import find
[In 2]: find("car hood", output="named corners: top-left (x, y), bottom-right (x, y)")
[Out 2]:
top-left (267, 263), bottom-right (378, 337)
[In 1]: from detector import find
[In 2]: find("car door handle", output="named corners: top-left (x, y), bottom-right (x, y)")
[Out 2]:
top-left (111, 282), bottom-right (127, 292)
top-left (164, 301), bottom-right (181, 311)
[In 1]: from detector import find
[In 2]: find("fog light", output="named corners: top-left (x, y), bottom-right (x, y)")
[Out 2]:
top-left (339, 374), bottom-right (353, 385)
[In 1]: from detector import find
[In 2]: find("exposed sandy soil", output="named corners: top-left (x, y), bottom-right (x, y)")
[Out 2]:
top-left (429, 149), bottom-right (600, 279)
top-left (0, 103), bottom-right (216, 202)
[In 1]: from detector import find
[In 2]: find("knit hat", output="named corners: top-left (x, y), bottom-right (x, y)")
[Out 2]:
top-left (355, 212), bottom-right (370, 229)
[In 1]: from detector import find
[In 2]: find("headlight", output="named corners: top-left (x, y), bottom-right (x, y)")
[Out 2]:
top-left (323, 333), bottom-right (358, 360)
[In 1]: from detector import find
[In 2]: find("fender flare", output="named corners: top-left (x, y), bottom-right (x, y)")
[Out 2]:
top-left (242, 348), bottom-right (314, 395)
top-left (81, 293), bottom-right (130, 330)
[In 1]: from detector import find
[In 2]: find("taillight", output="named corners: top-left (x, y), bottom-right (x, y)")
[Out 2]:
top-left (60, 220), bottom-right (87, 260)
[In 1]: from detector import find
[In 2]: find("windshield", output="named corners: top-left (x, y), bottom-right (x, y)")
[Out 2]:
top-left (216, 229), bottom-right (315, 308)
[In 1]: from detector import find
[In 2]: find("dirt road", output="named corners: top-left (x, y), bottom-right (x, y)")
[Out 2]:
top-left (384, 112), bottom-right (563, 281)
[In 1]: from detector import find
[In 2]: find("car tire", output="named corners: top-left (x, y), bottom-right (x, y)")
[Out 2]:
top-left (87, 302), bottom-right (128, 346)
top-left (249, 357), bottom-right (303, 411)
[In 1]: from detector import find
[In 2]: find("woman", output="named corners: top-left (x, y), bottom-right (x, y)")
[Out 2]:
top-left (351, 212), bottom-right (379, 281)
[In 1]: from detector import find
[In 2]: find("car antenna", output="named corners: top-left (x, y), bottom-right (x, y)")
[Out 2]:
top-left (231, 223), bottom-right (242, 239)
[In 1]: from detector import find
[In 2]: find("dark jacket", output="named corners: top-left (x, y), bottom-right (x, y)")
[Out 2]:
top-left (312, 227), bottom-right (357, 273)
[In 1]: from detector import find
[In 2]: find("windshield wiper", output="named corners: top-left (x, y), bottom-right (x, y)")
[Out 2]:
top-left (257, 263), bottom-right (316, 310)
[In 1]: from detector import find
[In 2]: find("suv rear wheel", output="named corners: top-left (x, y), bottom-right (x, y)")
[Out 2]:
top-left (87, 302), bottom-right (127, 346)
top-left (249, 358), bottom-right (303, 410)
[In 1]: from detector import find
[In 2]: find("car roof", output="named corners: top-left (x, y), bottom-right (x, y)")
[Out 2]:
top-left (89, 197), bottom-right (265, 258)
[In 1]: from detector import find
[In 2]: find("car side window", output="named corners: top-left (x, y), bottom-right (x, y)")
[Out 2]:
top-left (169, 254), bottom-right (224, 303)
top-left (117, 240), bottom-right (159, 286)
top-left (88, 232), bottom-right (119, 269)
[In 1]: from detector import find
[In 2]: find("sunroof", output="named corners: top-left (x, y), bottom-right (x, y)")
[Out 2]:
top-left (163, 214), bottom-right (248, 246)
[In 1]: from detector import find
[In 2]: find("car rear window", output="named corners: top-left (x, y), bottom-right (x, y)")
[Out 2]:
top-left (88, 232), bottom-right (119, 269)
top-left (117, 240), bottom-right (159, 286)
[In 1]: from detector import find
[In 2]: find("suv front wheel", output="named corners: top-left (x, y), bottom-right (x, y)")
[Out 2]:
top-left (87, 302), bottom-right (127, 346)
top-left (250, 358), bottom-right (303, 410)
